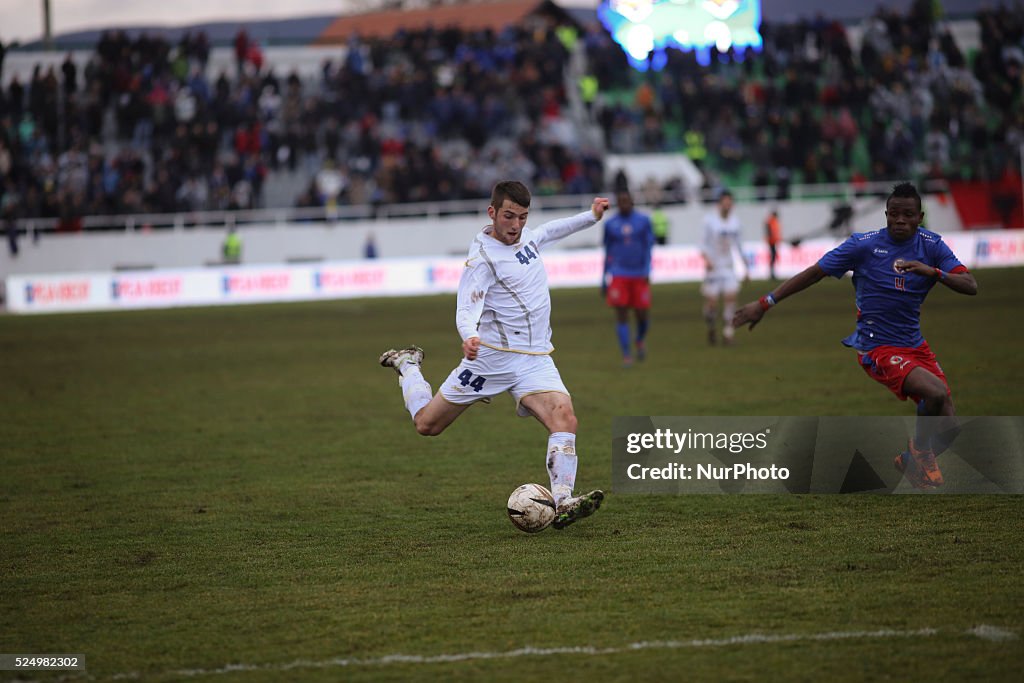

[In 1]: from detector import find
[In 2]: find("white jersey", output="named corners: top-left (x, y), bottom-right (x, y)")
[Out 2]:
top-left (456, 210), bottom-right (598, 354)
top-left (702, 210), bottom-right (745, 275)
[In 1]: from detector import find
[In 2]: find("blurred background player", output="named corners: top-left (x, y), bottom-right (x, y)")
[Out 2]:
top-left (651, 203), bottom-right (669, 245)
top-left (380, 182), bottom-right (610, 529)
top-left (701, 190), bottom-right (748, 346)
top-left (734, 182), bottom-right (978, 489)
top-left (603, 190), bottom-right (655, 366)
top-left (765, 209), bottom-right (781, 280)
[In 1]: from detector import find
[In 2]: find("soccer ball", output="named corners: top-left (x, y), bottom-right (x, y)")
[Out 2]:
top-left (506, 483), bottom-right (556, 533)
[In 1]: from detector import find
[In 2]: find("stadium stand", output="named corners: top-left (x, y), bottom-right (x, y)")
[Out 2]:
top-left (0, 0), bottom-right (1021, 235)
top-left (586, 4), bottom-right (1021, 203)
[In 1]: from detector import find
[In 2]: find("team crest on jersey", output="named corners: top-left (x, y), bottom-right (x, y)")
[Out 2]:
top-left (892, 258), bottom-right (908, 290)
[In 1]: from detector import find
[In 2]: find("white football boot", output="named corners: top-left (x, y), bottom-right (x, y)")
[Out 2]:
top-left (379, 346), bottom-right (424, 375)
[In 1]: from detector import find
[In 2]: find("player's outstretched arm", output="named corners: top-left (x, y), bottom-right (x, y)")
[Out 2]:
top-left (734, 263), bottom-right (828, 330)
top-left (895, 260), bottom-right (978, 295)
top-left (533, 197), bottom-right (610, 248)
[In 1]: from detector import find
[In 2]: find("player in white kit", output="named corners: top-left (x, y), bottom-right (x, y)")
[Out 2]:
top-left (701, 190), bottom-right (749, 345)
top-left (380, 181), bottom-right (610, 529)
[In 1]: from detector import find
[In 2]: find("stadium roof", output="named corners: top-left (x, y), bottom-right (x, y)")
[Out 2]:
top-left (30, 16), bottom-right (338, 49)
top-left (22, 0), bottom-right (985, 49)
top-left (315, 0), bottom-right (576, 44)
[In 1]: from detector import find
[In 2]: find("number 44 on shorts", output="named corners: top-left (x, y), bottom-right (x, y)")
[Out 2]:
top-left (457, 369), bottom-right (487, 392)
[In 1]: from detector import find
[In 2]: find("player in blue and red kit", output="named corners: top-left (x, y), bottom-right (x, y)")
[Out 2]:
top-left (603, 190), bottom-right (655, 366)
top-left (733, 182), bottom-right (978, 489)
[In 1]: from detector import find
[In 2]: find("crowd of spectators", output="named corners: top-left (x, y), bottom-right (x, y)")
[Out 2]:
top-left (0, 0), bottom-right (1021, 226)
top-left (0, 11), bottom-right (604, 227)
top-left (291, 18), bottom-right (603, 209)
top-left (0, 29), bottom-right (268, 228)
top-left (586, 1), bottom-right (1023, 200)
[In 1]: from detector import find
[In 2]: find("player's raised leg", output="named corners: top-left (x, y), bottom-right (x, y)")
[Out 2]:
top-left (380, 346), bottom-right (430, 417)
top-left (409, 394), bottom-right (472, 436)
top-left (519, 391), bottom-right (603, 529)
top-left (379, 346), bottom-right (470, 436)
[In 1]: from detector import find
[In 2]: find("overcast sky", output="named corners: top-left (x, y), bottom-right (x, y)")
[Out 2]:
top-left (0, 1), bottom-right (353, 44)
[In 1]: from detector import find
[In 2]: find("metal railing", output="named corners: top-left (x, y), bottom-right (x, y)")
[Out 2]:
top-left (9, 179), bottom-right (950, 235)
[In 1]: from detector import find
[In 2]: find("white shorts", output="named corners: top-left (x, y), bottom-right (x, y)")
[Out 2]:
top-left (701, 271), bottom-right (740, 297)
top-left (440, 348), bottom-right (569, 417)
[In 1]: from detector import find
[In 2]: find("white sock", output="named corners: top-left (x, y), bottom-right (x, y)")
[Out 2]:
top-left (723, 302), bottom-right (736, 339)
top-left (399, 364), bottom-right (432, 420)
top-left (546, 432), bottom-right (577, 506)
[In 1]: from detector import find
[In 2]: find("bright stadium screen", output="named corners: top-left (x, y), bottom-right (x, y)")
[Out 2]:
top-left (597, 0), bottom-right (763, 70)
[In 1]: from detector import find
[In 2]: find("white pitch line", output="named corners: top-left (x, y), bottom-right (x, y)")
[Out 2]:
top-left (96, 624), bottom-right (1017, 681)
top-left (966, 624), bottom-right (1019, 641)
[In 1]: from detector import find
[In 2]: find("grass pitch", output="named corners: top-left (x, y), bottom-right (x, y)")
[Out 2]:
top-left (2, 268), bottom-right (1023, 681)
